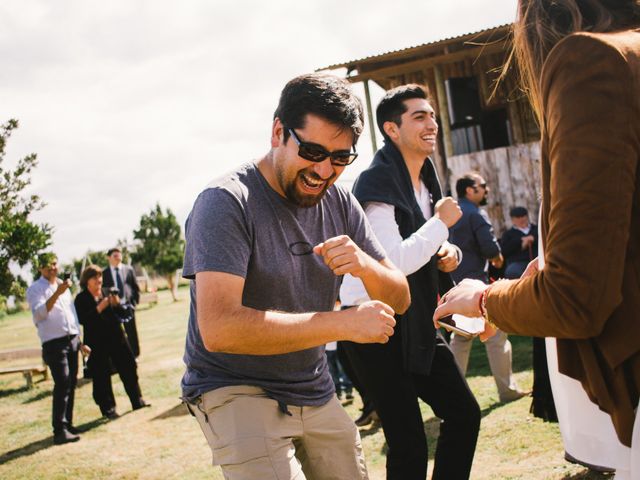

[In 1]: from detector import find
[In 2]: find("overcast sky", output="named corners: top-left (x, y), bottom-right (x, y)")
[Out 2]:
top-left (1, 0), bottom-right (517, 263)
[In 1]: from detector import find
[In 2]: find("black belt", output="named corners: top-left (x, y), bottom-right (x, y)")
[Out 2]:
top-left (42, 333), bottom-right (78, 347)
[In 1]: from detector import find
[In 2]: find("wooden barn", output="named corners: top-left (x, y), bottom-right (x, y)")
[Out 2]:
top-left (319, 24), bottom-right (541, 235)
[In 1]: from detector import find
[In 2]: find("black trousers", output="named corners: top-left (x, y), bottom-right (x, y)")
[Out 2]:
top-left (530, 337), bottom-right (558, 421)
top-left (337, 341), bottom-right (374, 414)
top-left (343, 330), bottom-right (480, 480)
top-left (41, 334), bottom-right (80, 434)
top-left (87, 336), bottom-right (142, 413)
top-left (123, 312), bottom-right (140, 358)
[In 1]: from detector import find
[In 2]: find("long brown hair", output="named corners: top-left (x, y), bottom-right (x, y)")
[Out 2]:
top-left (511, 0), bottom-right (640, 121)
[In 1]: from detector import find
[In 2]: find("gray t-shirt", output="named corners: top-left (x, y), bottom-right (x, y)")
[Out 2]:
top-left (181, 162), bottom-right (386, 407)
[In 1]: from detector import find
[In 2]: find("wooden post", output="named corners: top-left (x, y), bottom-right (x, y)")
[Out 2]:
top-left (24, 371), bottom-right (33, 389)
top-left (363, 79), bottom-right (378, 153)
top-left (433, 64), bottom-right (454, 185)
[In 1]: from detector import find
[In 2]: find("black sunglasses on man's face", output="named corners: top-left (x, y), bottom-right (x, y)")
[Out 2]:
top-left (287, 128), bottom-right (358, 167)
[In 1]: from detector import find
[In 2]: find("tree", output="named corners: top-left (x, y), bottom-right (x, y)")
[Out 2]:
top-left (61, 248), bottom-right (109, 282)
top-left (132, 203), bottom-right (184, 301)
top-left (0, 119), bottom-right (51, 311)
top-left (115, 237), bottom-right (132, 265)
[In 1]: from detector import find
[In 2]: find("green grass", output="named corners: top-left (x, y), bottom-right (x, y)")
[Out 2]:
top-left (0, 288), bottom-right (612, 479)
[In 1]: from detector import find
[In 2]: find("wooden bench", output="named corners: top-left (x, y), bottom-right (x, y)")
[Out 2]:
top-left (138, 292), bottom-right (158, 306)
top-left (0, 348), bottom-right (48, 388)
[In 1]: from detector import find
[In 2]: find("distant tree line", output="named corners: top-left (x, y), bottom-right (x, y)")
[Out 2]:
top-left (64, 205), bottom-right (185, 302)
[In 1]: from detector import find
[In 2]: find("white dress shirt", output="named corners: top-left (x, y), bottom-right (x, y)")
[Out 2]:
top-left (340, 182), bottom-right (449, 306)
top-left (26, 277), bottom-right (80, 344)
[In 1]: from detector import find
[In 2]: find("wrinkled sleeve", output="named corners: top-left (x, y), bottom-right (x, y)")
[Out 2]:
top-left (365, 201), bottom-right (448, 275)
top-left (471, 211), bottom-right (501, 259)
top-left (182, 188), bottom-right (252, 280)
top-left (346, 193), bottom-right (387, 262)
top-left (74, 292), bottom-right (99, 327)
top-left (26, 283), bottom-right (49, 322)
top-left (488, 35), bottom-right (639, 338)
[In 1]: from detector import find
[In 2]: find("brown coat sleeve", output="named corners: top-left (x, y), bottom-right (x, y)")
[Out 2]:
top-left (487, 34), bottom-right (640, 338)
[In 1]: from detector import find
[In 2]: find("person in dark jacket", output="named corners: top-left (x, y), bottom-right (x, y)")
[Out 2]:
top-left (102, 248), bottom-right (141, 357)
top-left (500, 206), bottom-right (538, 280)
top-left (75, 265), bottom-right (149, 418)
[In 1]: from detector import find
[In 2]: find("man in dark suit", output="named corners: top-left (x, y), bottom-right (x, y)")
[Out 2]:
top-left (103, 248), bottom-right (141, 357)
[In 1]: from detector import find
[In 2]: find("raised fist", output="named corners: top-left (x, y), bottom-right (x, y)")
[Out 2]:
top-left (434, 197), bottom-right (462, 228)
top-left (345, 300), bottom-right (396, 344)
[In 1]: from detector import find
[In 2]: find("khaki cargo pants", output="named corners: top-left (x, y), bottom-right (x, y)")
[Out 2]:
top-left (187, 385), bottom-right (368, 480)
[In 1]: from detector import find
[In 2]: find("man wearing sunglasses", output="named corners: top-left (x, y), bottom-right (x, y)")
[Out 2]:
top-left (339, 84), bottom-right (479, 479)
top-left (448, 172), bottom-right (526, 404)
top-left (180, 73), bottom-right (410, 480)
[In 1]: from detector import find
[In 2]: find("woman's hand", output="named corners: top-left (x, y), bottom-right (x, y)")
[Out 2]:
top-left (433, 279), bottom-right (487, 325)
top-left (96, 296), bottom-right (110, 313)
top-left (109, 294), bottom-right (120, 306)
top-left (521, 257), bottom-right (539, 279)
top-left (433, 279), bottom-right (496, 342)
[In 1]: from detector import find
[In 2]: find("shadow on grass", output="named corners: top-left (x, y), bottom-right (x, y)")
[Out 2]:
top-left (359, 421), bottom-right (382, 439)
top-left (136, 303), bottom-right (157, 312)
top-left (560, 470), bottom-right (614, 479)
top-left (419, 398), bottom-right (521, 461)
top-left (21, 378), bottom-right (91, 405)
top-left (465, 335), bottom-right (533, 378)
top-left (22, 388), bottom-right (51, 404)
top-left (152, 402), bottom-right (190, 420)
top-left (0, 385), bottom-right (29, 398)
top-left (367, 391), bottom-right (521, 460)
top-left (0, 417), bottom-right (108, 465)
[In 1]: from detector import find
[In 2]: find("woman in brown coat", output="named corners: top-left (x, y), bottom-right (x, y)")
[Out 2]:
top-left (434, 0), bottom-right (640, 475)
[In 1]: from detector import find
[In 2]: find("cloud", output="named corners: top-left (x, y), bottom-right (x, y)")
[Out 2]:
top-left (0, 0), bottom-right (516, 262)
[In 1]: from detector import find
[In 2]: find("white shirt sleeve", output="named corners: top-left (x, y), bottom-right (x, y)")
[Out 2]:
top-left (365, 201), bottom-right (449, 276)
top-left (26, 282), bottom-right (49, 322)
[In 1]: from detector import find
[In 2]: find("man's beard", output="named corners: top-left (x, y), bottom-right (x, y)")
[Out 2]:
top-left (278, 168), bottom-right (334, 208)
top-left (479, 196), bottom-right (488, 206)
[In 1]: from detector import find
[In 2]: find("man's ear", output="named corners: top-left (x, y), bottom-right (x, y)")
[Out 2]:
top-left (271, 117), bottom-right (284, 148)
top-left (383, 121), bottom-right (399, 140)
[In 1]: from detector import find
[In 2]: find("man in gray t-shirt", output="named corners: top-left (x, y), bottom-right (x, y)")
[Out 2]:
top-left (181, 73), bottom-right (410, 480)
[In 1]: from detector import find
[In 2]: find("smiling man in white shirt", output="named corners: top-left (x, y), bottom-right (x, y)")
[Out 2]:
top-left (339, 84), bottom-right (480, 480)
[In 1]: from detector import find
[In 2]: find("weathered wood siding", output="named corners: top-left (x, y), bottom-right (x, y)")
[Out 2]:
top-left (446, 142), bottom-right (541, 236)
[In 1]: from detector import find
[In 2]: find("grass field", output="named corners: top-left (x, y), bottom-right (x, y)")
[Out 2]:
top-left (0, 286), bottom-right (611, 479)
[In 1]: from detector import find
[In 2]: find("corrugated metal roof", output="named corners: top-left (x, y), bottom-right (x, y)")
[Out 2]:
top-left (317, 23), bottom-right (511, 72)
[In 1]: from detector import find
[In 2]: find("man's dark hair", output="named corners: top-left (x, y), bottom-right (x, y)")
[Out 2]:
top-left (376, 84), bottom-right (429, 140)
top-left (455, 172), bottom-right (481, 198)
top-left (37, 252), bottom-right (57, 269)
top-left (107, 247), bottom-right (121, 257)
top-left (510, 206), bottom-right (528, 218)
top-left (274, 73), bottom-right (364, 145)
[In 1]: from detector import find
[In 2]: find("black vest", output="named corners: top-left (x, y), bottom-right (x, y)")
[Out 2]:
top-left (353, 142), bottom-right (450, 375)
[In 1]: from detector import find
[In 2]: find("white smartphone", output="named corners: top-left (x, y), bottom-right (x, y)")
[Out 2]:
top-left (438, 314), bottom-right (477, 339)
